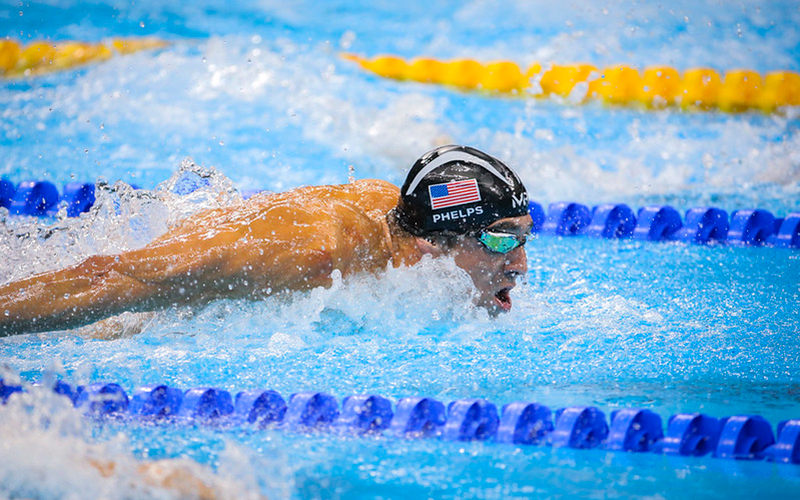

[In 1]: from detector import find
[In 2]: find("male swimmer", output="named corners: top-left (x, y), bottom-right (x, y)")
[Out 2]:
top-left (0, 145), bottom-right (532, 336)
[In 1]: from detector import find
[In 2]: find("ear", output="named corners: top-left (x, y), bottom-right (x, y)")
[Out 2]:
top-left (415, 237), bottom-right (446, 257)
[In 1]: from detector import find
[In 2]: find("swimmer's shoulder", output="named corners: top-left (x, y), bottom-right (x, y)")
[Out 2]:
top-left (340, 179), bottom-right (400, 215)
top-left (242, 179), bottom-right (399, 218)
top-left (247, 179), bottom-right (398, 201)
top-left (346, 178), bottom-right (400, 197)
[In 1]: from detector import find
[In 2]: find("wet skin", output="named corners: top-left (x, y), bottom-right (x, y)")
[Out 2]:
top-left (0, 180), bottom-right (531, 335)
top-left (448, 214), bottom-right (533, 315)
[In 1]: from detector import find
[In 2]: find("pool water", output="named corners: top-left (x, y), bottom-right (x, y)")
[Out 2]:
top-left (1, 1), bottom-right (799, 498)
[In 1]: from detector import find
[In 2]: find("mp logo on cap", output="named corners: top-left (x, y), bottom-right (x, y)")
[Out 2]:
top-left (511, 192), bottom-right (527, 208)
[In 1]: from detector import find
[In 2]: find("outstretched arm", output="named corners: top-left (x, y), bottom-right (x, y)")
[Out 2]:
top-left (0, 183), bottom-right (394, 336)
top-left (91, 456), bottom-right (265, 499)
top-left (0, 253), bottom-right (164, 336)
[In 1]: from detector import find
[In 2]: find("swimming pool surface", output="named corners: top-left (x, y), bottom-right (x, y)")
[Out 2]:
top-left (1, 1), bottom-right (799, 498)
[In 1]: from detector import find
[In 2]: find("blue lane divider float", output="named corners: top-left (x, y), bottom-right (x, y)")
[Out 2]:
top-left (0, 180), bottom-right (96, 217)
top-left (542, 202), bottom-right (592, 236)
top-left (5, 379), bottom-right (797, 466)
top-left (334, 394), bottom-right (393, 434)
top-left (769, 213), bottom-right (800, 248)
top-left (74, 383), bottom-right (129, 417)
top-left (672, 207), bottom-right (729, 244)
top-left (715, 415), bottom-right (775, 460)
top-left (178, 387), bottom-right (234, 421)
top-left (9, 181), bottom-right (60, 216)
top-left (234, 389), bottom-right (287, 427)
top-left (585, 204), bottom-right (637, 239)
top-left (0, 378), bottom-right (24, 403)
top-left (129, 384), bottom-right (184, 418)
top-left (766, 420), bottom-right (800, 464)
top-left (606, 408), bottom-right (663, 452)
top-left (389, 396), bottom-right (446, 438)
top-left (659, 413), bottom-right (722, 456)
top-left (530, 201), bottom-right (800, 249)
top-left (552, 406), bottom-right (609, 449)
top-left (443, 399), bottom-right (500, 442)
top-left (285, 392), bottom-right (339, 430)
top-left (496, 401), bottom-right (554, 445)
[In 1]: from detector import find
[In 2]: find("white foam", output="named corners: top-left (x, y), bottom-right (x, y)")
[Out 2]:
top-left (0, 160), bottom-right (241, 284)
top-left (0, 383), bottom-right (267, 499)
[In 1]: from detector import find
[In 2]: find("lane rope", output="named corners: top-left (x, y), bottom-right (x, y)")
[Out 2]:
top-left (0, 38), bottom-right (169, 78)
top-left (2, 378), bottom-right (798, 465)
top-left (343, 54), bottom-right (800, 113)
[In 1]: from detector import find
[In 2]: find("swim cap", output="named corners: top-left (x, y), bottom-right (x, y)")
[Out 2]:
top-left (395, 145), bottom-right (529, 236)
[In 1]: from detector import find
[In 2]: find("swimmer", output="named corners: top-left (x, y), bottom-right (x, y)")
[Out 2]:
top-left (0, 145), bottom-right (532, 336)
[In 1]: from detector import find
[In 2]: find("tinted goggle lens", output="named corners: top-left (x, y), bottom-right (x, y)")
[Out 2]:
top-left (477, 230), bottom-right (527, 254)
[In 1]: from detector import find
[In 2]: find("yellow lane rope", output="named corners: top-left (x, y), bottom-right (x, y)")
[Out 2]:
top-left (343, 54), bottom-right (800, 113)
top-left (0, 38), bottom-right (169, 78)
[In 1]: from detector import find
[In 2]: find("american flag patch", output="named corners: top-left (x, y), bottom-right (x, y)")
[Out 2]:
top-left (428, 179), bottom-right (481, 210)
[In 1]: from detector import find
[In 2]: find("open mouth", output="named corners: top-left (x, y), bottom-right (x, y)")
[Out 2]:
top-left (494, 287), bottom-right (513, 312)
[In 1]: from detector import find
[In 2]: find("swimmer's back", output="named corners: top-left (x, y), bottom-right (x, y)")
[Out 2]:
top-left (118, 179), bottom-right (402, 292)
top-left (248, 178), bottom-right (399, 220)
top-left (172, 178), bottom-right (399, 234)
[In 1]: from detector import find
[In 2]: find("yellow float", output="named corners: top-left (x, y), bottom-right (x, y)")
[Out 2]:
top-left (0, 38), bottom-right (169, 78)
top-left (344, 53), bottom-right (800, 113)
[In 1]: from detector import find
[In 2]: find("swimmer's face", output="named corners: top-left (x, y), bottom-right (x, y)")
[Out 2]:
top-left (449, 214), bottom-right (533, 315)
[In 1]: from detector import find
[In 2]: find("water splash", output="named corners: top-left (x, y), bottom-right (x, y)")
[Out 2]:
top-left (0, 160), bottom-right (241, 284)
top-left (0, 374), bottom-right (285, 499)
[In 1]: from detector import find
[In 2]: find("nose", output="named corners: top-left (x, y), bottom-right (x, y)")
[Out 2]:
top-left (503, 246), bottom-right (528, 279)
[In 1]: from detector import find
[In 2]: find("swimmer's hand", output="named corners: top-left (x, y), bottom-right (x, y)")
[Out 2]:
top-left (137, 459), bottom-right (227, 500)
top-left (76, 311), bottom-right (157, 340)
top-left (90, 457), bottom-right (267, 500)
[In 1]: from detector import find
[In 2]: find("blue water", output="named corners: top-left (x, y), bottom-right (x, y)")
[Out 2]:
top-left (1, 1), bottom-right (799, 498)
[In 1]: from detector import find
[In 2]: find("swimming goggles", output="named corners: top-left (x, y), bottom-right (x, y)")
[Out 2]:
top-left (476, 229), bottom-right (528, 254)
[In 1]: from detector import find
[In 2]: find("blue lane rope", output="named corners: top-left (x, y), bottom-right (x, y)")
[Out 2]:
top-left (530, 200), bottom-right (800, 249)
top-left (1, 378), bottom-right (799, 465)
top-left (1, 178), bottom-right (798, 249)
top-left (0, 179), bottom-right (95, 217)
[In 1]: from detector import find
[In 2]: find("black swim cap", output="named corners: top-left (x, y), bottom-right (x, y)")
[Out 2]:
top-left (395, 145), bottom-right (529, 236)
